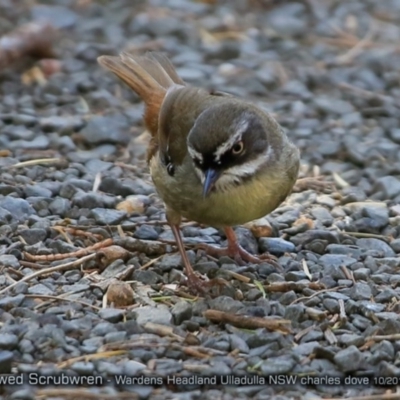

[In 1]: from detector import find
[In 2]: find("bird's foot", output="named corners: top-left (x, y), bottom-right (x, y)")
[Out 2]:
top-left (198, 242), bottom-right (279, 268)
top-left (293, 176), bottom-right (334, 193)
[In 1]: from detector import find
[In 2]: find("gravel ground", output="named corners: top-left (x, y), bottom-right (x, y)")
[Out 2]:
top-left (1, 0), bottom-right (400, 399)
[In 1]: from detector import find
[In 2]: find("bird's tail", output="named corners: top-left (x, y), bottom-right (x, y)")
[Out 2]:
top-left (98, 52), bottom-right (184, 135)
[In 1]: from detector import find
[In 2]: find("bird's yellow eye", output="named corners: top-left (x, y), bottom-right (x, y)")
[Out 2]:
top-left (232, 141), bottom-right (244, 155)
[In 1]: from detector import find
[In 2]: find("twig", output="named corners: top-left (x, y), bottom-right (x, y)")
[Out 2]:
top-left (7, 158), bottom-right (61, 169)
top-left (52, 226), bottom-right (104, 240)
top-left (0, 253), bottom-right (97, 295)
top-left (335, 23), bottom-right (376, 64)
top-left (139, 255), bottom-right (163, 270)
top-left (366, 333), bottom-right (400, 342)
top-left (290, 286), bottom-right (347, 305)
top-left (0, 22), bottom-right (56, 70)
top-left (23, 239), bottom-right (113, 261)
top-left (24, 294), bottom-right (101, 311)
top-left (338, 299), bottom-right (347, 323)
top-left (203, 309), bottom-right (291, 333)
top-left (57, 350), bottom-right (127, 369)
top-left (265, 281), bottom-right (324, 293)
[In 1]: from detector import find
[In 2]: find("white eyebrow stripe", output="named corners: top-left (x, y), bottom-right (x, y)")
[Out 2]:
top-left (188, 146), bottom-right (203, 162)
top-left (223, 146), bottom-right (273, 178)
top-left (213, 119), bottom-right (249, 161)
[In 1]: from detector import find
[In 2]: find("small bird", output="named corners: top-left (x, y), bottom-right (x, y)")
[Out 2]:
top-left (98, 52), bottom-right (300, 293)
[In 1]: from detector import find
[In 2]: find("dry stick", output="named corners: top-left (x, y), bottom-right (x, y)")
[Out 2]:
top-left (52, 226), bottom-right (104, 240)
top-left (265, 281), bottom-right (324, 293)
top-left (0, 253), bottom-right (97, 295)
top-left (57, 350), bottom-right (126, 369)
top-left (366, 333), bottom-right (400, 342)
top-left (23, 238), bottom-right (113, 261)
top-left (290, 286), bottom-right (347, 305)
top-left (335, 24), bottom-right (376, 65)
top-left (24, 294), bottom-right (101, 311)
top-left (203, 309), bottom-right (291, 333)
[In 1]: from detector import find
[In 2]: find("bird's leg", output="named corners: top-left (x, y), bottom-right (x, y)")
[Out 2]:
top-left (199, 226), bottom-right (278, 267)
top-left (170, 224), bottom-right (227, 294)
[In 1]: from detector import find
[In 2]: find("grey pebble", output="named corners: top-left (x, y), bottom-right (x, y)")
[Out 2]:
top-left (134, 224), bottom-right (159, 240)
top-left (171, 301), bottom-right (193, 325)
top-left (0, 350), bottom-right (13, 373)
top-left (71, 361), bottom-right (95, 375)
top-left (0, 255), bottom-right (20, 269)
top-left (261, 355), bottom-right (296, 375)
top-left (19, 228), bottom-right (47, 245)
top-left (356, 238), bottom-right (395, 257)
top-left (0, 197), bottom-right (35, 221)
top-left (39, 115), bottom-right (83, 133)
top-left (259, 238), bottom-right (295, 255)
top-left (134, 306), bottom-right (172, 325)
top-left (0, 333), bottom-right (18, 350)
top-left (28, 284), bottom-right (54, 296)
top-left (81, 115), bottom-right (130, 145)
top-left (89, 208), bottom-right (126, 225)
top-left (98, 308), bottom-right (124, 323)
top-left (334, 345), bottom-right (365, 372)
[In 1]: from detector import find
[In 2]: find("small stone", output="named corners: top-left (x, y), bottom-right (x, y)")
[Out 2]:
top-left (19, 228), bottom-right (47, 245)
top-left (350, 283), bottom-right (372, 300)
top-left (28, 284), bottom-right (53, 295)
top-left (73, 192), bottom-right (116, 209)
top-left (244, 217), bottom-right (273, 238)
top-left (39, 116), bottom-right (83, 133)
top-left (133, 270), bottom-right (160, 285)
top-left (319, 254), bottom-right (357, 268)
top-left (259, 238), bottom-right (295, 255)
top-left (98, 308), bottom-right (124, 323)
top-left (315, 96), bottom-right (354, 115)
top-left (124, 360), bottom-right (146, 376)
top-left (171, 301), bottom-right (192, 325)
top-left (0, 294), bottom-right (25, 310)
top-left (48, 198), bottom-right (71, 216)
top-left (0, 350), bottom-right (13, 373)
top-left (134, 225), bottom-right (159, 240)
top-left (0, 197), bottom-right (35, 221)
top-left (338, 334), bottom-right (364, 347)
top-left (90, 208), bottom-right (126, 225)
top-left (134, 306), bottom-right (172, 326)
top-left (390, 238), bottom-right (400, 253)
top-left (159, 254), bottom-right (182, 272)
top-left (209, 296), bottom-right (244, 313)
top-left (334, 345), bottom-right (365, 372)
top-left (31, 4), bottom-right (79, 28)
top-left (81, 115), bottom-right (130, 145)
top-left (0, 333), bottom-right (18, 350)
top-left (106, 282), bottom-right (134, 307)
top-left (373, 176), bottom-right (400, 199)
top-left (310, 207), bottom-right (334, 226)
top-left (261, 355), bottom-right (296, 375)
top-left (356, 238), bottom-right (395, 257)
top-left (71, 361), bottom-right (95, 375)
top-left (116, 195), bottom-right (149, 214)
top-left (0, 255), bottom-right (20, 269)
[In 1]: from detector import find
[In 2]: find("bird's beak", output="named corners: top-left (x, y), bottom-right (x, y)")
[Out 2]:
top-left (203, 168), bottom-right (221, 197)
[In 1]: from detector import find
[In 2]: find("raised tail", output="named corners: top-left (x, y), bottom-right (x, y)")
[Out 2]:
top-left (97, 52), bottom-right (184, 135)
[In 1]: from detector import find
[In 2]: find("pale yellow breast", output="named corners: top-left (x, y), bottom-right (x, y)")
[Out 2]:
top-left (150, 154), bottom-right (295, 227)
